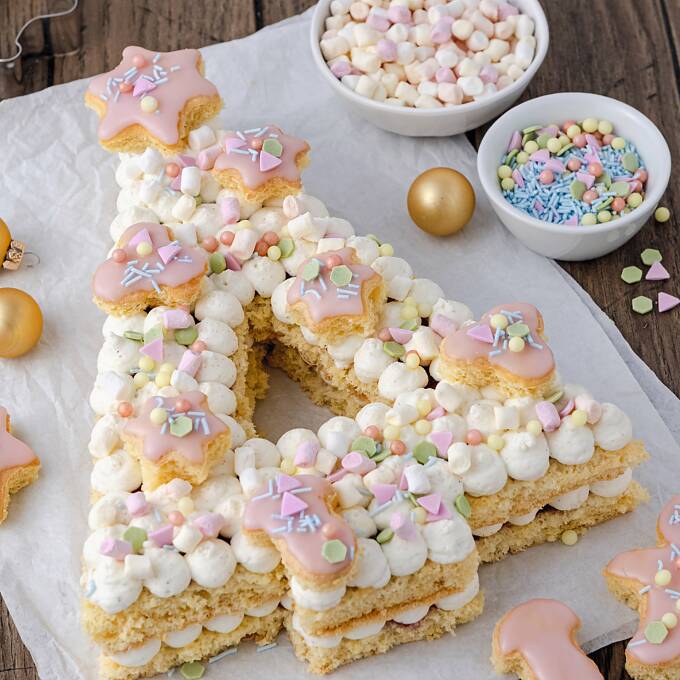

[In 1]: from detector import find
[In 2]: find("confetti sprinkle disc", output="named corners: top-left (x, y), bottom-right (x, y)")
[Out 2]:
top-left (455, 494), bottom-right (471, 518)
top-left (632, 296), bottom-right (653, 315)
top-left (322, 539), bottom-right (348, 564)
top-left (180, 661), bottom-right (205, 679)
top-left (301, 260), bottom-right (320, 281)
top-left (170, 415), bottom-right (193, 437)
top-left (414, 441), bottom-right (437, 464)
top-left (621, 266), bottom-right (643, 284)
top-left (645, 621), bottom-right (669, 645)
top-left (641, 249), bottom-right (662, 266)
top-left (330, 265), bottom-right (352, 287)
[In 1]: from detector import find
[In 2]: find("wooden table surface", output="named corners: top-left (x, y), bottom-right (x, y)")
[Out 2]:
top-left (1, 0), bottom-right (678, 677)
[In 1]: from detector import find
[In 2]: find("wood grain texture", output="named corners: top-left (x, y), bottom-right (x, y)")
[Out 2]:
top-left (1, 0), bottom-right (676, 678)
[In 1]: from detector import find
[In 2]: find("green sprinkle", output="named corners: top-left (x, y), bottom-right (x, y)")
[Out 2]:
top-left (376, 528), bottom-right (394, 544)
top-left (621, 266), bottom-right (643, 284)
top-left (414, 441), bottom-right (437, 464)
top-left (400, 318), bottom-right (420, 331)
top-left (455, 494), bottom-right (471, 518)
top-left (622, 152), bottom-right (639, 173)
top-left (611, 181), bottom-right (630, 197)
top-left (644, 621), bottom-right (669, 645)
top-left (278, 238), bottom-right (295, 258)
top-left (144, 324), bottom-right (163, 344)
top-left (330, 265), bottom-right (352, 287)
top-left (351, 436), bottom-right (377, 457)
top-left (597, 197), bottom-right (613, 210)
top-left (174, 326), bottom-right (198, 346)
top-left (170, 415), bottom-right (194, 437)
top-left (521, 125), bottom-right (541, 135)
top-left (506, 322), bottom-right (529, 338)
top-left (383, 341), bottom-right (405, 358)
top-left (180, 661), bottom-right (205, 680)
top-left (521, 132), bottom-right (534, 146)
top-left (599, 172), bottom-right (612, 189)
top-left (556, 142), bottom-right (574, 156)
top-left (124, 330), bottom-right (143, 342)
top-left (372, 449), bottom-right (391, 463)
top-left (209, 252), bottom-right (226, 274)
top-left (547, 390), bottom-right (563, 404)
top-left (536, 133), bottom-right (550, 149)
top-left (262, 138), bottom-right (283, 157)
top-left (123, 527), bottom-right (147, 553)
top-left (301, 259), bottom-right (320, 281)
top-left (322, 539), bottom-right (347, 564)
top-left (641, 248), bottom-right (662, 265)
top-left (632, 295), bottom-right (653, 315)
top-left (570, 180), bottom-right (586, 200)
top-left (504, 149), bottom-right (518, 165)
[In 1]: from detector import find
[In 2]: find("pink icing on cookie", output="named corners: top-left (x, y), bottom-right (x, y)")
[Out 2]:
top-left (244, 474), bottom-right (355, 577)
top-left (123, 392), bottom-right (227, 463)
top-left (498, 599), bottom-right (603, 680)
top-left (286, 248), bottom-right (381, 324)
top-left (93, 223), bottom-right (206, 302)
top-left (88, 47), bottom-right (218, 144)
top-left (606, 494), bottom-right (680, 665)
top-left (441, 303), bottom-right (554, 380)
top-left (213, 125), bottom-right (309, 189)
top-left (0, 407), bottom-right (37, 471)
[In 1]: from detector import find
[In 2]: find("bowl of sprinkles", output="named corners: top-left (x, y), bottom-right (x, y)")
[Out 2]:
top-left (477, 92), bottom-right (670, 260)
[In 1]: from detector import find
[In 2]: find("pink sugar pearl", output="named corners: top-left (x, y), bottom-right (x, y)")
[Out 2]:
top-left (636, 169), bottom-right (648, 184)
top-left (602, 134), bottom-right (614, 146)
top-left (191, 340), bottom-right (207, 353)
top-left (175, 398), bottom-right (191, 413)
top-left (573, 134), bottom-right (587, 148)
top-left (466, 429), bottom-right (482, 445)
top-left (611, 197), bottom-right (626, 213)
top-left (202, 236), bottom-right (218, 252)
top-left (587, 162), bottom-right (603, 178)
top-left (132, 54), bottom-right (146, 68)
top-left (390, 440), bottom-right (406, 455)
top-left (630, 180), bottom-right (643, 193)
top-left (321, 523), bottom-right (337, 538)
top-left (364, 425), bottom-right (382, 441)
top-left (435, 67), bottom-right (455, 83)
top-left (326, 254), bottom-right (343, 269)
top-left (562, 120), bottom-right (576, 133)
top-left (119, 81), bottom-right (133, 94)
top-left (378, 328), bottom-right (391, 342)
top-left (168, 511), bottom-right (184, 526)
top-left (539, 169), bottom-right (554, 185)
top-left (117, 401), bottom-right (133, 418)
top-left (112, 248), bottom-right (126, 263)
top-left (567, 159), bottom-right (582, 172)
top-left (165, 163), bottom-right (180, 178)
top-left (582, 190), bottom-right (598, 204)
top-left (250, 138), bottom-right (263, 151)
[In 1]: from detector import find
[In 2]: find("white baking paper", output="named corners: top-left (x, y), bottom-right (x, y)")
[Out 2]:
top-left (1, 9), bottom-right (680, 679)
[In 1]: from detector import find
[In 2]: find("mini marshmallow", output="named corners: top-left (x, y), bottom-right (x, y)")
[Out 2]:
top-left (458, 75), bottom-right (484, 96)
top-left (287, 212), bottom-right (327, 241)
top-left (438, 82), bottom-right (463, 104)
top-left (171, 194), bottom-right (196, 222)
top-left (171, 221), bottom-right (197, 246)
top-left (351, 47), bottom-right (381, 73)
top-left (173, 524), bottom-right (203, 554)
top-left (188, 125), bottom-right (216, 152)
top-left (139, 179), bottom-right (162, 205)
top-left (230, 228), bottom-right (259, 261)
top-left (457, 57), bottom-right (481, 77)
top-left (180, 166), bottom-right (202, 197)
top-left (417, 80), bottom-right (439, 97)
top-left (139, 147), bottom-right (164, 175)
top-left (317, 237), bottom-right (346, 253)
top-left (452, 19), bottom-right (474, 40)
top-left (471, 10), bottom-right (494, 38)
top-left (387, 22), bottom-right (409, 43)
top-left (494, 405), bottom-right (520, 430)
top-left (514, 36), bottom-right (535, 68)
top-left (354, 24), bottom-right (380, 46)
top-left (124, 554), bottom-right (153, 579)
top-left (467, 30), bottom-right (489, 51)
top-left (170, 369), bottom-right (199, 393)
top-left (435, 47), bottom-right (459, 68)
top-left (397, 41), bottom-right (417, 65)
top-left (321, 35), bottom-right (351, 60)
top-left (404, 464), bottom-right (431, 494)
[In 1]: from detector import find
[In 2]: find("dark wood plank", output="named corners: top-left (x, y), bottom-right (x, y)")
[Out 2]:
top-left (0, 1), bottom-right (677, 678)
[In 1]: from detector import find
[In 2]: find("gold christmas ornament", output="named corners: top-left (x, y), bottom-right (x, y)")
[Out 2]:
top-left (0, 288), bottom-right (43, 358)
top-left (0, 219), bottom-right (28, 270)
top-left (407, 167), bottom-right (476, 236)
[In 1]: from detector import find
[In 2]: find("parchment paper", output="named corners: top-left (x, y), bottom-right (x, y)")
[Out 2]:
top-left (1, 9), bottom-right (679, 679)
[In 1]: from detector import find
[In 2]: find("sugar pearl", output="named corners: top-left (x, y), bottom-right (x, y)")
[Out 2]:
top-left (140, 95), bottom-right (158, 113)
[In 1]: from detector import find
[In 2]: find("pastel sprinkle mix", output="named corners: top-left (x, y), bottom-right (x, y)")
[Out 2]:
top-left (659, 292), bottom-right (680, 313)
top-left (632, 296), bottom-right (653, 315)
top-left (330, 265), bottom-right (353, 287)
top-left (646, 261), bottom-right (670, 281)
top-left (641, 248), bottom-right (663, 265)
top-left (621, 266), bottom-right (643, 284)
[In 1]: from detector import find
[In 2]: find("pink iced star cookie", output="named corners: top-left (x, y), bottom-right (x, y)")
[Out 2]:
top-left (0, 406), bottom-right (40, 524)
top-left (85, 46), bottom-right (221, 154)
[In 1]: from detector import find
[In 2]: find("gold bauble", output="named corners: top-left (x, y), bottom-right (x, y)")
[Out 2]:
top-left (407, 167), bottom-right (476, 236)
top-left (0, 288), bottom-right (43, 358)
top-left (0, 220), bottom-right (10, 259)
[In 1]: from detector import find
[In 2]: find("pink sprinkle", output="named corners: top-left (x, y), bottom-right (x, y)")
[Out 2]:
top-left (529, 149), bottom-right (550, 163)
top-left (376, 38), bottom-right (398, 62)
top-left (435, 67), bottom-right (455, 83)
top-left (125, 492), bottom-right (148, 517)
top-left (507, 130), bottom-right (522, 152)
top-left (170, 174), bottom-right (182, 191)
top-left (259, 150), bottom-right (282, 172)
top-left (326, 469), bottom-right (349, 483)
top-left (280, 491), bottom-right (308, 517)
top-left (425, 502), bottom-right (452, 523)
top-left (426, 406), bottom-right (445, 421)
top-left (100, 538), bottom-right (132, 560)
top-left (367, 13), bottom-right (390, 32)
top-left (430, 314), bottom-right (457, 337)
top-left (512, 169), bottom-right (524, 188)
top-left (193, 513), bottom-right (224, 538)
top-left (177, 349), bottom-right (202, 377)
top-left (225, 137), bottom-right (247, 153)
top-left (276, 474), bottom-right (301, 494)
top-left (659, 292), bottom-right (680, 313)
top-left (128, 227), bottom-right (152, 248)
top-left (197, 145), bottom-right (221, 171)
top-left (534, 199), bottom-right (544, 212)
top-left (342, 451), bottom-right (375, 474)
top-left (389, 327), bottom-right (414, 344)
top-left (372, 483), bottom-right (397, 506)
top-left (646, 261), bottom-right (670, 281)
top-left (390, 512), bottom-right (418, 540)
top-left (387, 4), bottom-right (410, 23)
top-left (219, 197), bottom-right (240, 225)
top-left (535, 401), bottom-right (560, 432)
top-left (132, 77), bottom-right (156, 97)
top-left (479, 64), bottom-right (498, 84)
top-left (225, 253), bottom-right (242, 271)
top-left (559, 399), bottom-right (575, 417)
top-left (149, 524), bottom-right (174, 547)
top-left (294, 440), bottom-right (319, 467)
top-left (178, 155), bottom-right (196, 168)
top-left (158, 242), bottom-right (181, 265)
top-left (163, 309), bottom-right (192, 329)
top-left (565, 215), bottom-right (579, 226)
top-left (429, 431), bottom-right (453, 457)
top-left (418, 492), bottom-right (442, 515)
top-left (576, 172), bottom-right (595, 189)
top-left (585, 133), bottom-right (601, 149)
top-left (398, 468), bottom-right (409, 491)
top-left (140, 338), bottom-right (164, 362)
top-left (330, 61), bottom-right (352, 79)
top-left (544, 158), bottom-right (565, 173)
top-left (466, 323), bottom-right (494, 344)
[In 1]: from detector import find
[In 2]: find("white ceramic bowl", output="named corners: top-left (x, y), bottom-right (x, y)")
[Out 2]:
top-left (477, 93), bottom-right (671, 261)
top-left (310, 0), bottom-right (549, 137)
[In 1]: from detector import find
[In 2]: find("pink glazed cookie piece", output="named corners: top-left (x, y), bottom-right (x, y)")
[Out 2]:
top-left (0, 406), bottom-right (40, 524)
top-left (85, 46), bottom-right (221, 154)
top-left (604, 493), bottom-right (680, 678)
top-left (121, 392), bottom-right (230, 490)
top-left (286, 247), bottom-right (385, 341)
top-left (211, 125), bottom-right (310, 203)
top-left (92, 222), bottom-right (207, 316)
top-left (492, 598), bottom-right (603, 680)
top-left (438, 303), bottom-right (557, 398)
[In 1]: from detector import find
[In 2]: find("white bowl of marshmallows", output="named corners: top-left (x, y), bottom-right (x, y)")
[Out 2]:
top-left (310, 0), bottom-right (549, 136)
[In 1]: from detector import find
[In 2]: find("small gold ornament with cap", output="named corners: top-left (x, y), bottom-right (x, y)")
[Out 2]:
top-left (0, 218), bottom-right (38, 271)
